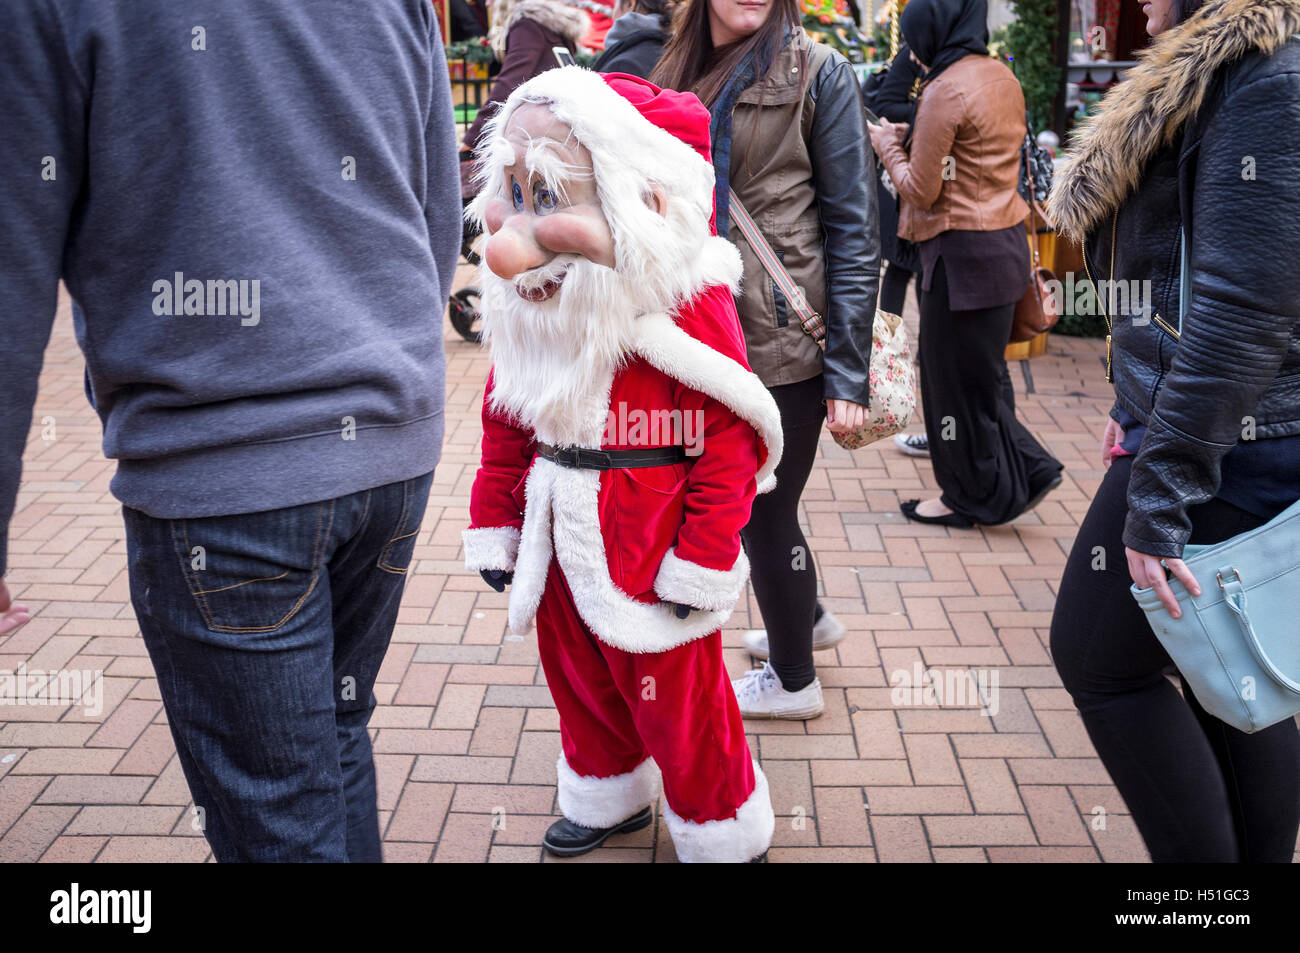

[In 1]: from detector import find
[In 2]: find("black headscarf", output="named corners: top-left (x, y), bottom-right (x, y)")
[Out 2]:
top-left (899, 0), bottom-right (989, 84)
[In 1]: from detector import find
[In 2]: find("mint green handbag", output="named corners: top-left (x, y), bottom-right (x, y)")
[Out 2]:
top-left (1132, 496), bottom-right (1300, 733)
top-left (1130, 230), bottom-right (1300, 733)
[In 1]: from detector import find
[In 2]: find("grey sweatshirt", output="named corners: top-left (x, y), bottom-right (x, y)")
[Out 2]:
top-left (0, 0), bottom-right (462, 575)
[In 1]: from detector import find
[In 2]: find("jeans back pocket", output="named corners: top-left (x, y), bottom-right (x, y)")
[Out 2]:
top-left (172, 501), bottom-right (332, 634)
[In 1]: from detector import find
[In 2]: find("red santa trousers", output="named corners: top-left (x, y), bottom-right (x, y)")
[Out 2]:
top-left (535, 558), bottom-right (774, 863)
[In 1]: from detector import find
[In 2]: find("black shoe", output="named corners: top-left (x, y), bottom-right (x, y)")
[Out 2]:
top-left (542, 807), bottom-right (653, 857)
top-left (899, 499), bottom-right (974, 528)
top-left (1022, 473), bottom-right (1064, 513)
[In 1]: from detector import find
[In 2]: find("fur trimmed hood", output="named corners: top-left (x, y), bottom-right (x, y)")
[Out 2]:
top-left (1047, 0), bottom-right (1300, 241)
top-left (488, 0), bottom-right (590, 59)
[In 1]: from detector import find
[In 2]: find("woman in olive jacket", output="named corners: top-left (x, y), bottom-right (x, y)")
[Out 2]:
top-left (1047, 0), bottom-right (1300, 862)
top-left (654, 0), bottom-right (879, 719)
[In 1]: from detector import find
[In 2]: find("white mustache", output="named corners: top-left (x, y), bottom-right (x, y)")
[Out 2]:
top-left (513, 254), bottom-right (579, 296)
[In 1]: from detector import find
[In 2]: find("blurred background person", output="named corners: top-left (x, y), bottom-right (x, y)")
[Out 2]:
top-left (869, 0), bottom-right (1062, 528)
top-left (461, 0), bottom-right (590, 152)
top-left (654, 0), bottom-right (879, 719)
top-left (863, 42), bottom-right (928, 459)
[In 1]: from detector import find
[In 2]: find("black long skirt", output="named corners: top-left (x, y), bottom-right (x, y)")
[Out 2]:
top-left (916, 257), bottom-right (1063, 524)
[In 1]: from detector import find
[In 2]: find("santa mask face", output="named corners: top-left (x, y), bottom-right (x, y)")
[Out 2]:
top-left (482, 105), bottom-right (617, 303)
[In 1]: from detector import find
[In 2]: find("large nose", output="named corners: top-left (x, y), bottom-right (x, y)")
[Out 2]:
top-left (484, 212), bottom-right (550, 280)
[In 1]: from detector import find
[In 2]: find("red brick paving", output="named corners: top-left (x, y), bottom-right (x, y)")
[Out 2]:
top-left (3, 280), bottom-right (1295, 863)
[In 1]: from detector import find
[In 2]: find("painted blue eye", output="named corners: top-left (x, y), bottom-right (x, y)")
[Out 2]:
top-left (533, 180), bottom-right (558, 215)
top-left (510, 179), bottom-right (524, 212)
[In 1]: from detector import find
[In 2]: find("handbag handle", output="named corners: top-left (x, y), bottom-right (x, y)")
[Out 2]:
top-left (727, 188), bottom-right (827, 349)
top-left (1025, 138), bottom-right (1041, 270)
top-left (1221, 572), bottom-right (1300, 695)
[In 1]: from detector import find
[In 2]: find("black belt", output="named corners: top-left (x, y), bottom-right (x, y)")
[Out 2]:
top-left (536, 442), bottom-right (689, 470)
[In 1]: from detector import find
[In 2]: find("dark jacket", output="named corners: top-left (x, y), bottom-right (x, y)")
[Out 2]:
top-left (728, 35), bottom-right (881, 409)
top-left (863, 44), bottom-right (922, 267)
top-left (592, 12), bottom-right (666, 78)
top-left (1048, 0), bottom-right (1300, 556)
top-left (863, 43), bottom-right (921, 124)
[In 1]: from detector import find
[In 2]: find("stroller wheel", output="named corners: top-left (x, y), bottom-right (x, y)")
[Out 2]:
top-left (448, 287), bottom-right (483, 344)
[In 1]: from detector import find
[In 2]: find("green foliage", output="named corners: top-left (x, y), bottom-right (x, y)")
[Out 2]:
top-left (1005, 0), bottom-right (1060, 134)
top-left (445, 37), bottom-right (495, 66)
top-left (1052, 312), bottom-right (1110, 339)
top-left (802, 16), bottom-right (873, 63)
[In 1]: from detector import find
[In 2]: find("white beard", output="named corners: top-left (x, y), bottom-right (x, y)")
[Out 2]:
top-left (480, 255), bottom-right (646, 447)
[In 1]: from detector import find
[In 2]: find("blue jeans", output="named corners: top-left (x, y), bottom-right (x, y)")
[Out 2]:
top-left (124, 471), bottom-right (435, 862)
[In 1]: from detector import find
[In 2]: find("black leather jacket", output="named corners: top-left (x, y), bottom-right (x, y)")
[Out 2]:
top-left (812, 46), bottom-right (881, 408)
top-left (1085, 38), bottom-right (1300, 556)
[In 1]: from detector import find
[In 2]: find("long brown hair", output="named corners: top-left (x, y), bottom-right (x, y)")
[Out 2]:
top-left (651, 0), bottom-right (803, 108)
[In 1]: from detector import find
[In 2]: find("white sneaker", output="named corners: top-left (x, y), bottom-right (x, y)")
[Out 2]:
top-left (742, 611), bottom-right (846, 660)
top-left (732, 661), bottom-right (824, 720)
top-left (893, 432), bottom-right (930, 457)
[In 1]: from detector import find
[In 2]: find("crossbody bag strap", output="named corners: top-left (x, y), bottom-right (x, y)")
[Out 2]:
top-left (727, 187), bottom-right (827, 347)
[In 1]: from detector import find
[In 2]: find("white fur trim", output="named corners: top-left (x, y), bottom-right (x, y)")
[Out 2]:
top-left (653, 547), bottom-right (750, 613)
top-left (506, 460), bottom-right (555, 635)
top-left (663, 761), bottom-right (774, 863)
top-left (545, 462), bottom-right (736, 652)
top-left (696, 236), bottom-right (743, 296)
top-left (462, 526), bottom-right (521, 572)
top-left (556, 754), bottom-right (661, 828)
top-left (632, 313), bottom-right (784, 492)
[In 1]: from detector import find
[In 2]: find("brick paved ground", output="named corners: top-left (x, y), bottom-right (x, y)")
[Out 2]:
top-left (0, 275), bottom-right (1279, 864)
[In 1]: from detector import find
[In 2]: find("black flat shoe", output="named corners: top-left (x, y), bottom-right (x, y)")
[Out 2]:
top-left (542, 806), bottom-right (653, 857)
top-left (900, 499), bottom-right (974, 528)
top-left (1022, 473), bottom-right (1064, 513)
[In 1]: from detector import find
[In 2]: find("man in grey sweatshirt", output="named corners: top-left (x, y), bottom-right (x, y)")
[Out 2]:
top-left (0, 0), bottom-right (461, 861)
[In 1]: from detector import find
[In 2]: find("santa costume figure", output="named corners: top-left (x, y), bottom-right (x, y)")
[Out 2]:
top-left (463, 67), bottom-right (783, 862)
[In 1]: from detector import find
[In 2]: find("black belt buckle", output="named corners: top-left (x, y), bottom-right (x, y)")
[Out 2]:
top-left (549, 445), bottom-right (579, 468)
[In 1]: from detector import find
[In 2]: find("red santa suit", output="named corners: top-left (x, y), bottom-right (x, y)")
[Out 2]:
top-left (463, 69), bottom-right (783, 862)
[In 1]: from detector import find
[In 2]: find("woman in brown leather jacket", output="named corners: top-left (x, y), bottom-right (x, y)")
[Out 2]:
top-left (869, 0), bottom-right (1062, 528)
top-left (654, 0), bottom-right (879, 720)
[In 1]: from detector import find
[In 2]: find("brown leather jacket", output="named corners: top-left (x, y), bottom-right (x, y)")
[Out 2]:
top-left (876, 53), bottom-right (1028, 243)
top-left (728, 35), bottom-right (880, 404)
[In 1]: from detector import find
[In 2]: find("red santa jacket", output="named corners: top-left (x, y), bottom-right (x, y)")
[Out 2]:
top-left (463, 282), bottom-right (783, 654)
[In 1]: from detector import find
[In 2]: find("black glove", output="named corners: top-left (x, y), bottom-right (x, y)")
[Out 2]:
top-left (480, 568), bottom-right (513, 592)
top-left (668, 602), bottom-right (692, 620)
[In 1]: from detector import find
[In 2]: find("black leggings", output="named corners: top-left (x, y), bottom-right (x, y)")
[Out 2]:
top-left (740, 374), bottom-right (825, 692)
top-left (1050, 454), bottom-right (1300, 862)
top-left (879, 261), bottom-right (914, 317)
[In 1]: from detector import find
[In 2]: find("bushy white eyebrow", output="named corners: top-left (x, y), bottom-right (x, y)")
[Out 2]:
top-left (520, 132), bottom-right (590, 206)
